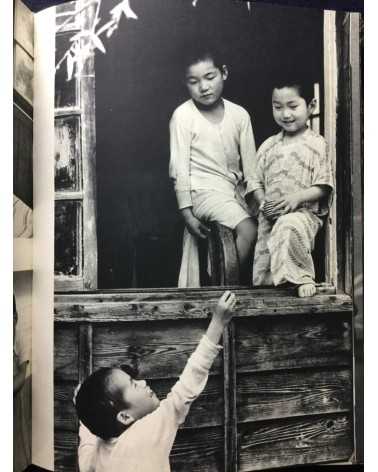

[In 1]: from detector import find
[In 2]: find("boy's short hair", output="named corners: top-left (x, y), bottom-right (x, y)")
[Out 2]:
top-left (272, 73), bottom-right (314, 105)
top-left (75, 368), bottom-right (128, 440)
top-left (181, 41), bottom-right (225, 74)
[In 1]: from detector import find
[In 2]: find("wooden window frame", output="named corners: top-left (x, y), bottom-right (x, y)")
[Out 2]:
top-left (54, 0), bottom-right (97, 291)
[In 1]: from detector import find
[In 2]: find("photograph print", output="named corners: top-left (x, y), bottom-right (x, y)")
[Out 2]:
top-left (53, 1), bottom-right (363, 471)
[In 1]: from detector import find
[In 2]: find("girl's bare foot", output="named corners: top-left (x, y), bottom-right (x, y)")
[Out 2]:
top-left (298, 283), bottom-right (316, 298)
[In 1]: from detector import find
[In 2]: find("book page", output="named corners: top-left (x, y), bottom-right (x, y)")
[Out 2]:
top-left (13, 1), bottom-right (35, 470)
top-left (31, 6), bottom-right (55, 470)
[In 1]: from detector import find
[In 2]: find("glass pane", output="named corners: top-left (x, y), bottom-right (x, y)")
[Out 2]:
top-left (55, 32), bottom-right (78, 108)
top-left (55, 200), bottom-right (81, 276)
top-left (56, 1), bottom-right (77, 14)
top-left (55, 117), bottom-right (81, 191)
top-left (14, 43), bottom-right (34, 105)
top-left (56, 1), bottom-right (78, 29)
top-left (14, 105), bottom-right (33, 208)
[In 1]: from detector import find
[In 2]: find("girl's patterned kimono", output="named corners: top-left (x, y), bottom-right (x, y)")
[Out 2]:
top-left (251, 128), bottom-right (334, 286)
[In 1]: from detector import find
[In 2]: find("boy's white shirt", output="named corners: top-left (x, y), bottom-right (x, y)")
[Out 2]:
top-left (78, 335), bottom-right (222, 472)
top-left (169, 98), bottom-right (257, 210)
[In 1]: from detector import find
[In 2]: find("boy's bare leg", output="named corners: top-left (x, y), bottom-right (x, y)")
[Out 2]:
top-left (235, 218), bottom-right (258, 285)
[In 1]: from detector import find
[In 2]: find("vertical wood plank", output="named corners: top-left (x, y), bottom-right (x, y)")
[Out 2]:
top-left (223, 322), bottom-right (237, 472)
top-left (323, 10), bottom-right (338, 288)
top-left (78, 324), bottom-right (93, 383)
top-left (81, 2), bottom-right (98, 290)
top-left (349, 12), bottom-right (363, 463)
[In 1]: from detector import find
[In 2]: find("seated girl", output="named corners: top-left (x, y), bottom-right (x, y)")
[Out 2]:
top-left (249, 75), bottom-right (334, 297)
top-left (169, 43), bottom-right (258, 287)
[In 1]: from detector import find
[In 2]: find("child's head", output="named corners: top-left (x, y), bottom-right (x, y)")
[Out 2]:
top-left (75, 367), bottom-right (159, 440)
top-left (182, 43), bottom-right (228, 109)
top-left (271, 76), bottom-right (316, 135)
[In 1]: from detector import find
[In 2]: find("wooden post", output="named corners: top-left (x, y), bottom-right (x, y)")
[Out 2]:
top-left (81, 0), bottom-right (98, 290)
top-left (223, 322), bottom-right (237, 472)
top-left (349, 12), bottom-right (363, 464)
top-left (323, 10), bottom-right (338, 288)
top-left (78, 324), bottom-right (93, 383)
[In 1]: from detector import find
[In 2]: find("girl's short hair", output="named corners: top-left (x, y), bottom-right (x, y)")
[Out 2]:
top-left (272, 74), bottom-right (314, 105)
top-left (182, 41), bottom-right (225, 73)
top-left (75, 368), bottom-right (129, 440)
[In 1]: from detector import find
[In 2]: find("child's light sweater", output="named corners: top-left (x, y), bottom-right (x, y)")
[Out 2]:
top-left (78, 335), bottom-right (222, 472)
top-left (169, 98), bottom-right (256, 209)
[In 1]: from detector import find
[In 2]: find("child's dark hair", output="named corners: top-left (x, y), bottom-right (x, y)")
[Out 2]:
top-left (181, 41), bottom-right (225, 74)
top-left (75, 368), bottom-right (129, 440)
top-left (272, 73), bottom-right (315, 105)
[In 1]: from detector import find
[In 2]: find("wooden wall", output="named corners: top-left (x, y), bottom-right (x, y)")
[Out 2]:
top-left (54, 288), bottom-right (354, 471)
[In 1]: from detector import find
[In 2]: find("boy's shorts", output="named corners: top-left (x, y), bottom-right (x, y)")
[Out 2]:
top-left (191, 187), bottom-right (252, 230)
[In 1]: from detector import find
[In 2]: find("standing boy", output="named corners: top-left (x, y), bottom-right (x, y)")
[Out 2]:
top-left (169, 45), bottom-right (257, 286)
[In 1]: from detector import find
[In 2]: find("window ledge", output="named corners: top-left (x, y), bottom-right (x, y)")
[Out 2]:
top-left (54, 286), bottom-right (352, 323)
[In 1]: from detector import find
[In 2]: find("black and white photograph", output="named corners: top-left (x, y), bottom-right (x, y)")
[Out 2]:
top-left (52, 1), bottom-right (363, 471)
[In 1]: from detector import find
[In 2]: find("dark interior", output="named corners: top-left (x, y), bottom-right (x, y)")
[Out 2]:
top-left (95, 0), bottom-right (324, 289)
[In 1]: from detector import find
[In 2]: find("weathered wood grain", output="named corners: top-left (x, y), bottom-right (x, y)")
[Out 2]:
top-left (53, 321), bottom-right (223, 381)
top-left (54, 292), bottom-right (352, 323)
top-left (208, 223), bottom-right (240, 286)
top-left (55, 382), bottom-right (78, 432)
top-left (223, 323), bottom-right (238, 472)
top-left (171, 426), bottom-right (224, 472)
top-left (55, 282), bottom-right (341, 301)
top-left (91, 321), bottom-right (222, 378)
top-left (235, 314), bottom-right (352, 372)
top-left (54, 325), bottom-right (79, 382)
top-left (238, 414), bottom-right (353, 471)
top-left (55, 277), bottom-right (84, 291)
top-left (236, 368), bottom-right (352, 423)
top-left (55, 376), bottom-right (224, 432)
top-left (55, 284), bottom-right (337, 303)
top-left (78, 324), bottom-right (93, 382)
top-left (55, 430), bottom-right (78, 472)
top-left (54, 291), bottom-right (354, 472)
top-left (80, 1), bottom-right (98, 291)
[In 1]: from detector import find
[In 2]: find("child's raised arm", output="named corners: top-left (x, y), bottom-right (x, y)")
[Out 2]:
top-left (206, 290), bottom-right (236, 345)
top-left (155, 291), bottom-right (237, 427)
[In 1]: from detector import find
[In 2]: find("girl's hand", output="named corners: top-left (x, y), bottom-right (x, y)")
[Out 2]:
top-left (185, 215), bottom-right (210, 239)
top-left (263, 194), bottom-right (302, 219)
top-left (214, 291), bottom-right (237, 326)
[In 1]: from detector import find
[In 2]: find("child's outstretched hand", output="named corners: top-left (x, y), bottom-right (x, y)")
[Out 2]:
top-left (206, 291), bottom-right (237, 345)
top-left (215, 290), bottom-right (237, 325)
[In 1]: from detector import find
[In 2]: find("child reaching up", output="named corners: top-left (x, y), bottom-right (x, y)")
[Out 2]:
top-left (75, 291), bottom-right (237, 472)
top-left (250, 76), bottom-right (334, 297)
top-left (169, 44), bottom-right (258, 286)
